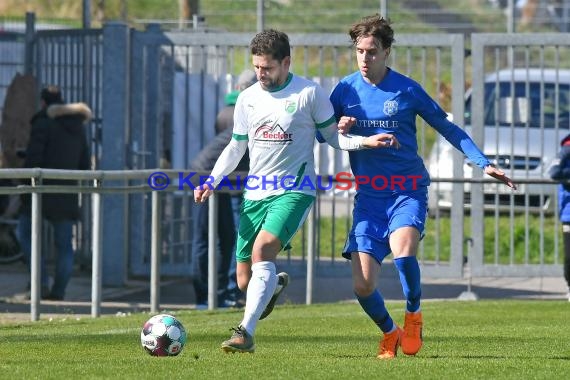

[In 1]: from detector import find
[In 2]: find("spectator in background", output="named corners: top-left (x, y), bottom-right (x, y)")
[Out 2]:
top-left (549, 133), bottom-right (570, 302)
top-left (17, 85), bottom-right (91, 300)
top-left (190, 69), bottom-right (256, 309)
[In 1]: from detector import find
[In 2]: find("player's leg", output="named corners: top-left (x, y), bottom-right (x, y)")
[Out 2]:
top-left (391, 227), bottom-right (422, 312)
top-left (238, 230), bottom-right (281, 334)
top-left (257, 193), bottom-right (313, 320)
top-left (240, 193), bottom-right (314, 330)
top-left (389, 191), bottom-right (427, 356)
top-left (391, 227), bottom-right (423, 355)
top-left (222, 193), bottom-right (314, 353)
top-left (344, 193), bottom-right (400, 359)
top-left (221, 197), bottom-right (262, 353)
top-left (222, 232), bottom-right (280, 353)
top-left (351, 252), bottom-right (402, 359)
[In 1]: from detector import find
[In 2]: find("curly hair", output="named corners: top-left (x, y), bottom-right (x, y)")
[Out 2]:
top-left (349, 14), bottom-right (394, 49)
top-left (250, 29), bottom-right (291, 62)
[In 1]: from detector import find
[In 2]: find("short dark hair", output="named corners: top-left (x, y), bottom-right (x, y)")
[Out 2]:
top-left (250, 29), bottom-right (290, 62)
top-left (40, 85), bottom-right (64, 106)
top-left (349, 14), bottom-right (394, 50)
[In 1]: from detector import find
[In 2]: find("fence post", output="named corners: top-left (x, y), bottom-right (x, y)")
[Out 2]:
top-left (207, 193), bottom-right (218, 310)
top-left (91, 179), bottom-right (103, 317)
top-left (30, 176), bottom-right (42, 321)
top-left (24, 12), bottom-right (35, 75)
top-left (101, 22), bottom-right (130, 286)
top-left (450, 33), bottom-right (466, 275)
top-left (458, 237), bottom-right (478, 301)
top-left (150, 190), bottom-right (162, 313)
top-left (306, 202), bottom-right (316, 305)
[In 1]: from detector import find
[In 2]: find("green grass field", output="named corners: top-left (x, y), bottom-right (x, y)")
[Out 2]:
top-left (289, 213), bottom-right (563, 266)
top-left (1, 300), bottom-right (568, 379)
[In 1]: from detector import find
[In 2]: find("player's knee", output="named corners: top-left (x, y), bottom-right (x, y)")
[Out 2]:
top-left (353, 280), bottom-right (375, 297)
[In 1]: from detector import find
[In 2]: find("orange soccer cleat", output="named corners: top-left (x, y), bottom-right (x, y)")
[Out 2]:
top-left (401, 311), bottom-right (423, 355)
top-left (377, 327), bottom-right (403, 359)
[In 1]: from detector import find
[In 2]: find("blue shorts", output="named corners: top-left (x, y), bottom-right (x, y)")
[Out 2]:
top-left (342, 190), bottom-right (428, 263)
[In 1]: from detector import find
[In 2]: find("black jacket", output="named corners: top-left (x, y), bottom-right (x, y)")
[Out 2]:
top-left (190, 128), bottom-right (247, 173)
top-left (21, 102), bottom-right (91, 221)
top-left (191, 103), bottom-right (249, 173)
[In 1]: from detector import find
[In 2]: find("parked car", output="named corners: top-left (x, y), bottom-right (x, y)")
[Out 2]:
top-left (428, 68), bottom-right (570, 215)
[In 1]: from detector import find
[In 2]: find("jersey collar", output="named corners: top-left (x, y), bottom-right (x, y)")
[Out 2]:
top-left (268, 73), bottom-right (293, 93)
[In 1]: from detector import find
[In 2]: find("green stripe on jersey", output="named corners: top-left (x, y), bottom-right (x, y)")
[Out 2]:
top-left (232, 133), bottom-right (248, 141)
top-left (292, 162), bottom-right (307, 188)
top-left (315, 115), bottom-right (336, 129)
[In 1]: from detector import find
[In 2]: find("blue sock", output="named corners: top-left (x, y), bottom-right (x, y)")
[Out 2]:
top-left (394, 256), bottom-right (422, 313)
top-left (356, 290), bottom-right (394, 333)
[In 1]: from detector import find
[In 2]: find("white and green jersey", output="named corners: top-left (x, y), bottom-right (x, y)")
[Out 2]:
top-left (233, 73), bottom-right (335, 200)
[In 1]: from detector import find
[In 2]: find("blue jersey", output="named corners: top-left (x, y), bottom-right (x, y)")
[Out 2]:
top-left (329, 68), bottom-right (490, 197)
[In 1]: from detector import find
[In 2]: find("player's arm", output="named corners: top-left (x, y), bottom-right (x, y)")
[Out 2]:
top-left (193, 135), bottom-right (247, 203)
top-left (318, 121), bottom-right (399, 150)
top-left (425, 111), bottom-right (516, 190)
top-left (411, 84), bottom-right (516, 190)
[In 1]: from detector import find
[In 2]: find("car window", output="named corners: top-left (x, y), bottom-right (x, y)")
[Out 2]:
top-left (465, 82), bottom-right (570, 128)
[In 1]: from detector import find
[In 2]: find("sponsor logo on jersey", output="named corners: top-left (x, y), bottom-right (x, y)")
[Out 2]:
top-left (254, 124), bottom-right (293, 143)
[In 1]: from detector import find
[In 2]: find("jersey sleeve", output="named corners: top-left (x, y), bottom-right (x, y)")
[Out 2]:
top-left (318, 123), bottom-right (366, 151)
top-left (209, 137), bottom-right (248, 187)
top-left (311, 84), bottom-right (336, 127)
top-left (410, 85), bottom-right (491, 169)
top-left (232, 92), bottom-right (249, 137)
top-left (329, 81), bottom-right (345, 122)
top-left (207, 93), bottom-right (249, 187)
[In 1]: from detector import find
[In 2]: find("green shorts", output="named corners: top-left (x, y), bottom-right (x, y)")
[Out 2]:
top-left (235, 192), bottom-right (315, 263)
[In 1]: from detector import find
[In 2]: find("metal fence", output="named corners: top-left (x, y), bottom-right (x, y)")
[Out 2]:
top-left (0, 21), bottom-right (566, 307)
top-left (467, 33), bottom-right (570, 276)
top-left (0, 31), bottom-right (25, 118)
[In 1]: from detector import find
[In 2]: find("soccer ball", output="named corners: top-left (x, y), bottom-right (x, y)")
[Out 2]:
top-left (140, 314), bottom-right (187, 356)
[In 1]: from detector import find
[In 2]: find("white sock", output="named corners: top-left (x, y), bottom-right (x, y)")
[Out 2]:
top-left (240, 261), bottom-right (277, 336)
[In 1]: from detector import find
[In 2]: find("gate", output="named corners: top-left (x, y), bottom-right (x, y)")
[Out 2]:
top-left (469, 33), bottom-right (570, 276)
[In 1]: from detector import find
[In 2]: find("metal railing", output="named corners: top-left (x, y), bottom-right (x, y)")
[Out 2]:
top-left (0, 168), bottom-right (165, 321)
top-left (1, 168), bottom-right (564, 321)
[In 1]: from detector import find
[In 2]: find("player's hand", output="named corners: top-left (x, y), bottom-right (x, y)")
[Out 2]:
top-left (337, 116), bottom-right (357, 134)
top-left (363, 133), bottom-right (400, 149)
top-left (484, 165), bottom-right (517, 190)
top-left (194, 187), bottom-right (213, 203)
